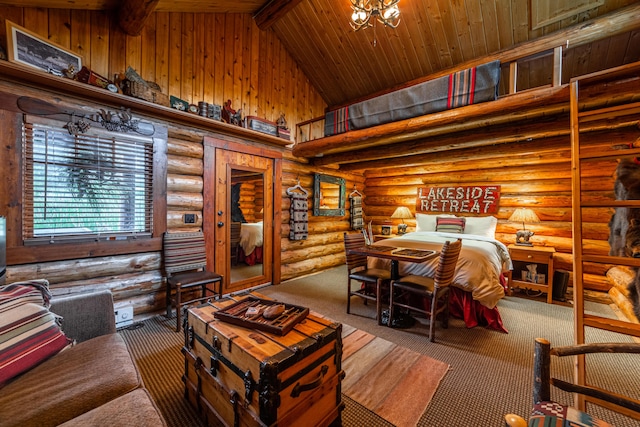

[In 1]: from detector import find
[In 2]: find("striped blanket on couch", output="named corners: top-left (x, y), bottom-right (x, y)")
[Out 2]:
top-left (325, 60), bottom-right (501, 136)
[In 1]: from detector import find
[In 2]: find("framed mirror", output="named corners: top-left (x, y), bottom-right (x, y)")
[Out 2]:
top-left (229, 169), bottom-right (265, 285)
top-left (313, 173), bottom-right (345, 216)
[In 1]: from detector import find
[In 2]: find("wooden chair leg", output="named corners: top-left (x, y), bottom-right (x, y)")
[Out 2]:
top-left (166, 282), bottom-right (172, 318)
top-left (429, 291), bottom-right (437, 342)
top-left (347, 279), bottom-right (351, 314)
top-left (176, 286), bottom-right (182, 332)
top-left (376, 279), bottom-right (382, 325)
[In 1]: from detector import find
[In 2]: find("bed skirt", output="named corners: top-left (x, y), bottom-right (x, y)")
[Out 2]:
top-left (239, 246), bottom-right (263, 266)
top-left (324, 60), bottom-right (501, 136)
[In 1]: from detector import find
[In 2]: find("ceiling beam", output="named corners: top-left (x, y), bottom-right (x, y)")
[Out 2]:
top-left (254, 0), bottom-right (303, 30)
top-left (119, 0), bottom-right (160, 36)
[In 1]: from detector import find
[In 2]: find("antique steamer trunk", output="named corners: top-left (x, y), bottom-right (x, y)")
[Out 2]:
top-left (183, 297), bottom-right (344, 427)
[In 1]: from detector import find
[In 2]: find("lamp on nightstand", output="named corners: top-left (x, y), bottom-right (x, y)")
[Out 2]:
top-left (508, 208), bottom-right (540, 246)
top-left (391, 206), bottom-right (413, 235)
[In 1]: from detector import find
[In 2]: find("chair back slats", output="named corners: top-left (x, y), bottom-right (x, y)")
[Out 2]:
top-left (163, 232), bottom-right (207, 274)
top-left (343, 232), bottom-right (367, 270)
top-left (434, 239), bottom-right (462, 289)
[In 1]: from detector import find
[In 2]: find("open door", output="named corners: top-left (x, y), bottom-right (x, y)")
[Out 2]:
top-left (203, 138), bottom-right (282, 295)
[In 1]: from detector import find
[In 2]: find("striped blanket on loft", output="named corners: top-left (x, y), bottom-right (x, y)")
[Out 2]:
top-left (324, 60), bottom-right (501, 136)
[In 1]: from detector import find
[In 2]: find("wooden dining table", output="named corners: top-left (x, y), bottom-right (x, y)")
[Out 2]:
top-left (346, 244), bottom-right (438, 279)
top-left (346, 244), bottom-right (439, 327)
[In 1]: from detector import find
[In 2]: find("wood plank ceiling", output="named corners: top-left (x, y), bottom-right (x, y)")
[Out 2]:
top-left (0, 0), bottom-right (640, 107)
top-left (3, 0), bottom-right (639, 109)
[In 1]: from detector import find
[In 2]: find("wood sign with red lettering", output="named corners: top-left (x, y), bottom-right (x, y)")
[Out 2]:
top-left (416, 186), bottom-right (501, 214)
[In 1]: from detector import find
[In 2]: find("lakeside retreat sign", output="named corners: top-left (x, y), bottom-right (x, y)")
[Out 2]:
top-left (417, 185), bottom-right (501, 214)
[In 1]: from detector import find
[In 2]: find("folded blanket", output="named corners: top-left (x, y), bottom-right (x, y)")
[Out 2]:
top-left (325, 60), bottom-right (501, 136)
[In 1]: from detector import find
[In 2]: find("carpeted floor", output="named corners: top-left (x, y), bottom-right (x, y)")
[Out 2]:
top-left (120, 314), bottom-right (395, 427)
top-left (258, 266), bottom-right (640, 427)
top-left (121, 265), bottom-right (640, 427)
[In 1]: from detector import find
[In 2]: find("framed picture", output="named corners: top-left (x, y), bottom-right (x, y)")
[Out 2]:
top-left (5, 20), bottom-right (82, 75)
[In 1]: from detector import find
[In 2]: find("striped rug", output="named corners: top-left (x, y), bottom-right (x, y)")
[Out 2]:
top-left (119, 314), bottom-right (448, 427)
top-left (342, 324), bottom-right (450, 426)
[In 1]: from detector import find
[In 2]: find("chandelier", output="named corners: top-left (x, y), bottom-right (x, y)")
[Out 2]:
top-left (350, 0), bottom-right (401, 31)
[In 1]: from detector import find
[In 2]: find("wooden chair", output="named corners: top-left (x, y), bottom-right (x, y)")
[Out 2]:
top-left (505, 338), bottom-right (640, 427)
top-left (343, 232), bottom-right (391, 325)
top-left (230, 222), bottom-right (242, 266)
top-left (163, 231), bottom-right (223, 332)
top-left (389, 238), bottom-right (462, 342)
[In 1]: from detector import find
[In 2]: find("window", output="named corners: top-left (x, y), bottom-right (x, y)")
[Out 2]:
top-left (22, 118), bottom-right (154, 244)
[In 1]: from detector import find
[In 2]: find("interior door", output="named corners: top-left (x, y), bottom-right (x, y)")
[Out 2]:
top-left (213, 148), bottom-right (274, 294)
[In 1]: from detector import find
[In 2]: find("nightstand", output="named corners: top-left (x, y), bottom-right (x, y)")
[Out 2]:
top-left (508, 244), bottom-right (555, 304)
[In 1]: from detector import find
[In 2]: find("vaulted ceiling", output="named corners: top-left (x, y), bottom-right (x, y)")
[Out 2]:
top-left (3, 0), bottom-right (640, 109)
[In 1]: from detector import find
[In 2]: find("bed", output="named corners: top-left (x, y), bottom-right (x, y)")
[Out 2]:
top-left (238, 222), bottom-right (263, 266)
top-left (369, 214), bottom-right (512, 332)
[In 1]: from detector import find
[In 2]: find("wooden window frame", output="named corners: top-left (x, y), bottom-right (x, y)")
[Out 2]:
top-left (1, 109), bottom-right (167, 265)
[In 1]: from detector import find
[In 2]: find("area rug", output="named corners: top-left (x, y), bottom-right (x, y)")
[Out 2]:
top-left (341, 324), bottom-right (450, 426)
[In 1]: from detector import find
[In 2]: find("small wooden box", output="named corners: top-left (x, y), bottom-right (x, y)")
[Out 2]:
top-left (184, 297), bottom-right (344, 427)
top-left (245, 116), bottom-right (278, 136)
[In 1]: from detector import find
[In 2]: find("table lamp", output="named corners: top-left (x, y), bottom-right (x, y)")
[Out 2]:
top-left (391, 206), bottom-right (413, 235)
top-left (508, 208), bottom-right (540, 246)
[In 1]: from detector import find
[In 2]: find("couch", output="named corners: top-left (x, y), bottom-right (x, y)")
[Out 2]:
top-left (0, 284), bottom-right (167, 427)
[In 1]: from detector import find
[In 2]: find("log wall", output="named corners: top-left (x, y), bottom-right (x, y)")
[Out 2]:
top-left (0, 5), bottom-right (326, 316)
top-left (279, 154), bottom-right (364, 281)
top-left (362, 125), bottom-right (640, 292)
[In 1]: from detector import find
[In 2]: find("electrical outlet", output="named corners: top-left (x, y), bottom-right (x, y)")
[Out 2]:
top-left (183, 213), bottom-right (196, 224)
top-left (114, 306), bottom-right (134, 328)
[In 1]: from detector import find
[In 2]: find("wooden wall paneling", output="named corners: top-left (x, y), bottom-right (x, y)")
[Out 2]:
top-left (203, 14), bottom-right (215, 103)
top-left (125, 25), bottom-right (142, 75)
top-left (48, 8), bottom-right (70, 48)
top-left (140, 12), bottom-right (157, 84)
top-left (181, 13), bottom-right (194, 102)
top-left (23, 7), bottom-right (48, 38)
top-left (70, 10), bottom-right (90, 70)
top-left (213, 14), bottom-right (225, 106)
top-left (249, 16), bottom-right (260, 118)
top-left (239, 14), bottom-right (251, 114)
top-left (89, 10), bottom-right (110, 78)
top-left (192, 14), bottom-right (205, 103)
top-left (233, 13), bottom-right (245, 111)
top-left (154, 12), bottom-right (169, 90)
top-left (426, 0), bottom-right (454, 68)
top-left (0, 110), bottom-right (22, 250)
top-left (109, 14), bottom-right (126, 81)
top-left (168, 12), bottom-right (182, 99)
top-left (223, 14), bottom-right (234, 108)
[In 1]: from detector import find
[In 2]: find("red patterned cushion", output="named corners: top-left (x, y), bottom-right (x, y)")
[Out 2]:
top-left (0, 281), bottom-right (72, 386)
top-left (528, 401), bottom-right (613, 427)
top-left (436, 216), bottom-right (466, 233)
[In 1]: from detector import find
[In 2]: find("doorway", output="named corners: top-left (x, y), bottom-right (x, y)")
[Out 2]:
top-left (203, 137), bottom-right (282, 294)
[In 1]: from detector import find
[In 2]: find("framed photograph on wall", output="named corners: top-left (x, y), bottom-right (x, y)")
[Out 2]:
top-left (5, 20), bottom-right (82, 75)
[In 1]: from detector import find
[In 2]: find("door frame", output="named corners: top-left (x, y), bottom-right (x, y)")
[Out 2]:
top-left (203, 137), bottom-right (282, 291)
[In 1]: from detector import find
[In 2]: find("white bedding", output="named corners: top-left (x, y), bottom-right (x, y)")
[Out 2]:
top-left (369, 231), bottom-right (512, 309)
top-left (240, 222), bottom-right (263, 256)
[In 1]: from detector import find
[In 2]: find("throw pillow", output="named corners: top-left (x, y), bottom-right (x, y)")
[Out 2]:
top-left (435, 216), bottom-right (466, 233)
top-left (0, 281), bottom-right (72, 386)
top-left (416, 213), bottom-right (456, 232)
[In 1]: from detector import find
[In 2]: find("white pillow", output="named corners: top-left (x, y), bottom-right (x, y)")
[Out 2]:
top-left (415, 213), bottom-right (456, 232)
top-left (463, 216), bottom-right (498, 238)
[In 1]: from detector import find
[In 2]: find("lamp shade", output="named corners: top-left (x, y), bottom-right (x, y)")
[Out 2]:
top-left (391, 206), bottom-right (413, 220)
top-left (508, 208), bottom-right (540, 224)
